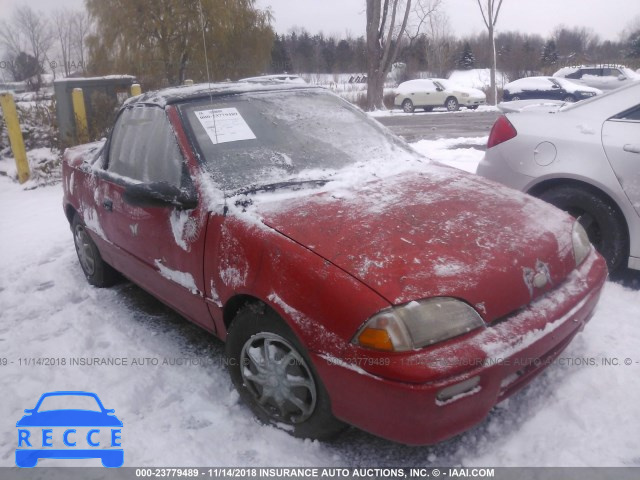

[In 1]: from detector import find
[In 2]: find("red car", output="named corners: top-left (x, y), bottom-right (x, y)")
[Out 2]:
top-left (62, 83), bottom-right (607, 445)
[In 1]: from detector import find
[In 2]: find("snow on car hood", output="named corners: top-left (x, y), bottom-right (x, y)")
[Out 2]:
top-left (254, 166), bottom-right (577, 323)
top-left (451, 85), bottom-right (486, 98)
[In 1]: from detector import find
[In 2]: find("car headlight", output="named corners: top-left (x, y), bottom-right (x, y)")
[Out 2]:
top-left (572, 221), bottom-right (591, 266)
top-left (353, 298), bottom-right (485, 352)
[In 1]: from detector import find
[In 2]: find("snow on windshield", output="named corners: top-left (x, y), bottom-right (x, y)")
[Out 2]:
top-left (180, 90), bottom-right (419, 193)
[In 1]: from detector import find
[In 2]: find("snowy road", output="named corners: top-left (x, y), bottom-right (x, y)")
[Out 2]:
top-left (1, 141), bottom-right (640, 467)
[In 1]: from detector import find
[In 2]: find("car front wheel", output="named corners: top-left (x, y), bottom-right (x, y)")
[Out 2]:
top-left (225, 303), bottom-right (346, 439)
top-left (538, 186), bottom-right (628, 272)
top-left (445, 97), bottom-right (459, 111)
top-left (402, 99), bottom-right (415, 113)
top-left (72, 214), bottom-right (120, 287)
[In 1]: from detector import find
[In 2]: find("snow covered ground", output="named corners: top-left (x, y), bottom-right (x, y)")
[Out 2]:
top-left (1, 140), bottom-right (639, 468)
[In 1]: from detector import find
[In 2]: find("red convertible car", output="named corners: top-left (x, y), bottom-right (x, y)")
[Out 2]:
top-left (62, 82), bottom-right (607, 445)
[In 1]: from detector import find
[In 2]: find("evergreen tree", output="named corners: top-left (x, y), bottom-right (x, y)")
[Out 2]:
top-left (541, 39), bottom-right (559, 66)
top-left (270, 34), bottom-right (291, 73)
top-left (457, 41), bottom-right (475, 70)
top-left (627, 30), bottom-right (640, 58)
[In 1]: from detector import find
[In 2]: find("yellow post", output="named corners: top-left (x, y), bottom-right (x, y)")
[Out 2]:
top-left (130, 83), bottom-right (142, 96)
top-left (0, 93), bottom-right (30, 184)
top-left (71, 88), bottom-right (89, 144)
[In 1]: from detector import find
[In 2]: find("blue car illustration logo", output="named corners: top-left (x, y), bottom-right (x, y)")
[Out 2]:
top-left (16, 391), bottom-right (123, 468)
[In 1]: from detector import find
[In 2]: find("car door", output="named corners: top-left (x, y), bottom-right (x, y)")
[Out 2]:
top-left (431, 80), bottom-right (448, 105)
top-left (95, 104), bottom-right (215, 331)
top-left (412, 80), bottom-right (436, 106)
top-left (602, 104), bottom-right (640, 216)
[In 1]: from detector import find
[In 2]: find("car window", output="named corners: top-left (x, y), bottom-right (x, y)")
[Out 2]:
top-left (180, 90), bottom-right (415, 192)
top-left (602, 68), bottom-right (621, 77)
top-left (581, 68), bottom-right (602, 77)
top-left (37, 394), bottom-right (102, 412)
top-left (107, 105), bottom-right (183, 186)
top-left (613, 105), bottom-right (640, 121)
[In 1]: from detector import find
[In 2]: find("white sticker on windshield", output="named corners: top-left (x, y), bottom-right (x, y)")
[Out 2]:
top-left (194, 108), bottom-right (256, 145)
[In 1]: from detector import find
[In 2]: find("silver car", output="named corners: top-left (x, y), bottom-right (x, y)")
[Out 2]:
top-left (554, 65), bottom-right (640, 91)
top-left (478, 82), bottom-right (640, 272)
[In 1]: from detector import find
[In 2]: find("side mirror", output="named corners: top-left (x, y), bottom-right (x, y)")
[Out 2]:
top-left (618, 74), bottom-right (626, 81)
top-left (436, 87), bottom-right (443, 92)
top-left (123, 182), bottom-right (198, 210)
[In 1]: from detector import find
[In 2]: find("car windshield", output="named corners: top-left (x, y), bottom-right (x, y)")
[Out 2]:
top-left (179, 89), bottom-right (414, 193)
top-left (37, 394), bottom-right (102, 412)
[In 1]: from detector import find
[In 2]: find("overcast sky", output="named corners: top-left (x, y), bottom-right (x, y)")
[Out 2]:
top-left (0, 0), bottom-right (638, 41)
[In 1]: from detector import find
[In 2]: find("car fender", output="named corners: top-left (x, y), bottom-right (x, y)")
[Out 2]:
top-left (203, 214), bottom-right (389, 356)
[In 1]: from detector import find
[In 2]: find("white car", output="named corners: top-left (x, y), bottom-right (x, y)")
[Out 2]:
top-left (478, 82), bottom-right (640, 272)
top-left (394, 78), bottom-right (486, 113)
top-left (554, 65), bottom-right (640, 91)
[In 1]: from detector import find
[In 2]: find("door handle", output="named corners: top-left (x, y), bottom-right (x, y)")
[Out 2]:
top-left (103, 199), bottom-right (113, 211)
top-left (623, 144), bottom-right (640, 154)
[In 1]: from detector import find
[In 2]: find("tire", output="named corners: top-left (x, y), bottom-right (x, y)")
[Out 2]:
top-left (510, 95), bottom-right (521, 101)
top-left (538, 186), bottom-right (628, 272)
top-left (226, 303), bottom-right (347, 440)
top-left (72, 214), bottom-right (120, 287)
top-left (467, 105), bottom-right (479, 110)
top-left (445, 97), bottom-right (459, 111)
top-left (562, 95), bottom-right (576, 103)
top-left (402, 99), bottom-right (415, 113)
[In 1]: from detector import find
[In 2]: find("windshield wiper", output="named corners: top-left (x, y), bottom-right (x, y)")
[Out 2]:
top-left (234, 179), bottom-right (329, 196)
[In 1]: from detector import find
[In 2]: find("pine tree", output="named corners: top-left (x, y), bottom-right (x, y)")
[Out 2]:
top-left (541, 40), bottom-right (559, 66)
top-left (627, 31), bottom-right (640, 58)
top-left (457, 42), bottom-right (475, 70)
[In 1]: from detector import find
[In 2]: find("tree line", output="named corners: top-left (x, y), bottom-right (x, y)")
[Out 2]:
top-left (270, 25), bottom-right (640, 79)
top-left (1, 1), bottom-right (639, 94)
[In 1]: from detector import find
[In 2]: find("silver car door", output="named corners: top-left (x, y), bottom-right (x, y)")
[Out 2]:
top-left (602, 105), bottom-right (640, 215)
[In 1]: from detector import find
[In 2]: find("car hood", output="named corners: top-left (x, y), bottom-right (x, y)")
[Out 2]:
top-left (452, 86), bottom-right (486, 98)
top-left (16, 410), bottom-right (123, 427)
top-left (255, 167), bottom-right (577, 323)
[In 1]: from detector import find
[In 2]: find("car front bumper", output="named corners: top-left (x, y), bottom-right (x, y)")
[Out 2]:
top-left (312, 248), bottom-right (607, 445)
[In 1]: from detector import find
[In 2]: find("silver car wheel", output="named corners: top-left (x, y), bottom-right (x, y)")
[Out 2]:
top-left (74, 224), bottom-right (96, 276)
top-left (240, 332), bottom-right (317, 423)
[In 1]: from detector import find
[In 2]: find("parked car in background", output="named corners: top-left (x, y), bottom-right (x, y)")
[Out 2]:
top-left (478, 81), bottom-right (640, 273)
top-left (394, 78), bottom-right (486, 112)
top-left (554, 65), bottom-right (640, 91)
top-left (502, 76), bottom-right (601, 102)
top-left (62, 81), bottom-right (606, 446)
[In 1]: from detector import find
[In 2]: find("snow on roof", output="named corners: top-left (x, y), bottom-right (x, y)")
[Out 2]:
top-left (129, 82), bottom-right (321, 107)
top-left (54, 75), bottom-right (137, 84)
top-left (448, 69), bottom-right (509, 90)
top-left (239, 74), bottom-right (306, 84)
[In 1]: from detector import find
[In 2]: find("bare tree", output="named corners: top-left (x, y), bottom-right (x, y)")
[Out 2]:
top-left (474, 0), bottom-right (504, 104)
top-left (425, 9), bottom-right (454, 77)
top-left (0, 6), bottom-right (54, 89)
top-left (366, 0), bottom-right (413, 111)
top-left (405, 0), bottom-right (442, 46)
top-left (53, 9), bottom-right (74, 77)
top-left (71, 10), bottom-right (92, 74)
